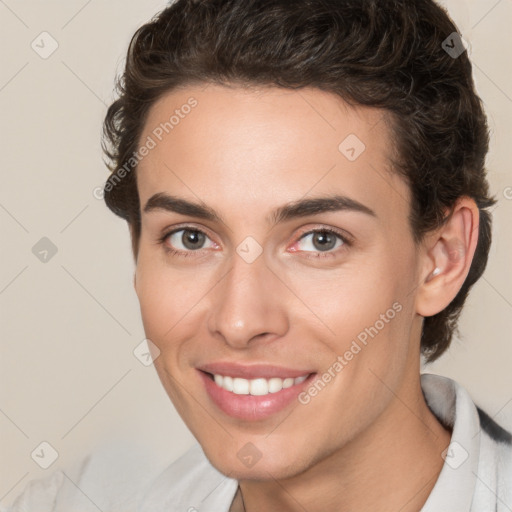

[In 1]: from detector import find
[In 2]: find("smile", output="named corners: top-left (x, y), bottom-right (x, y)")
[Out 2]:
top-left (211, 373), bottom-right (309, 395)
top-left (198, 366), bottom-right (317, 421)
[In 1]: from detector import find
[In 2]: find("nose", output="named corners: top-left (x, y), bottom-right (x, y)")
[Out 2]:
top-left (206, 248), bottom-right (289, 349)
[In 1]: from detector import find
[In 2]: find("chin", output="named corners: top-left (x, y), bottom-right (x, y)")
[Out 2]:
top-left (201, 440), bottom-right (313, 481)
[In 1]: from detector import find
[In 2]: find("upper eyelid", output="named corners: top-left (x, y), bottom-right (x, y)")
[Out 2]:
top-left (162, 223), bottom-right (216, 240)
top-left (294, 226), bottom-right (352, 243)
top-left (162, 224), bottom-right (351, 249)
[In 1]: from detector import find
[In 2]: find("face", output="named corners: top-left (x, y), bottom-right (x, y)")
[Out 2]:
top-left (134, 83), bottom-right (426, 480)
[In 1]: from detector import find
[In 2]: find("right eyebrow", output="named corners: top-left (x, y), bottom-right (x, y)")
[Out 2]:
top-left (143, 193), bottom-right (222, 222)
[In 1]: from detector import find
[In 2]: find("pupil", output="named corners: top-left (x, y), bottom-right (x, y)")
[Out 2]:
top-left (183, 230), bottom-right (205, 250)
top-left (313, 231), bottom-right (335, 251)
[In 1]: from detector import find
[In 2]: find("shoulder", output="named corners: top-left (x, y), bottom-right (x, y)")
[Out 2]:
top-left (476, 406), bottom-right (512, 446)
top-left (2, 440), bottom-right (174, 512)
top-left (474, 405), bottom-right (512, 507)
top-left (420, 373), bottom-right (512, 509)
top-left (138, 443), bottom-right (238, 511)
top-left (1, 469), bottom-right (67, 512)
top-left (3, 441), bottom-right (237, 512)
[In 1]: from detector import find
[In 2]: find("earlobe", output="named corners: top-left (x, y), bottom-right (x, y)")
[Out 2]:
top-left (416, 197), bottom-right (480, 317)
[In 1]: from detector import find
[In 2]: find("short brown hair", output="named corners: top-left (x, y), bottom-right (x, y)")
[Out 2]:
top-left (102, 0), bottom-right (495, 362)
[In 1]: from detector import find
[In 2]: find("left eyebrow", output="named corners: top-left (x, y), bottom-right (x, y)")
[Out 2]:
top-left (143, 192), bottom-right (376, 225)
top-left (268, 194), bottom-right (376, 225)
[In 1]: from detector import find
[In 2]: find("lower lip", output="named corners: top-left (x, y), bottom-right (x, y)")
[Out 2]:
top-left (198, 370), bottom-right (316, 421)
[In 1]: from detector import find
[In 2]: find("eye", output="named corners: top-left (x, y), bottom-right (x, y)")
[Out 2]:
top-left (291, 228), bottom-right (348, 255)
top-left (158, 225), bottom-right (349, 258)
top-left (161, 227), bottom-right (217, 253)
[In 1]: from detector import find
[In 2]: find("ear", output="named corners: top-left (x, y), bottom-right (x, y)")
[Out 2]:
top-left (415, 197), bottom-right (480, 317)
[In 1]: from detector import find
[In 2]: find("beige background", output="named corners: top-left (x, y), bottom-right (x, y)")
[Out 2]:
top-left (0, 0), bottom-right (511, 506)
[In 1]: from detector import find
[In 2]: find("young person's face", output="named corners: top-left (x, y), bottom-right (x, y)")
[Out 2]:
top-left (134, 84), bottom-right (428, 479)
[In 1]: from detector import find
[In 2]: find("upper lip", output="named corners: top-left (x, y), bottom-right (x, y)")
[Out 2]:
top-left (198, 362), bottom-right (315, 380)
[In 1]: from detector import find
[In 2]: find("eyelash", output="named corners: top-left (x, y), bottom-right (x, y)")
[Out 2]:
top-left (157, 225), bottom-right (352, 259)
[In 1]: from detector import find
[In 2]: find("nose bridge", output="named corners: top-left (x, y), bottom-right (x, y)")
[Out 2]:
top-left (207, 247), bottom-right (288, 348)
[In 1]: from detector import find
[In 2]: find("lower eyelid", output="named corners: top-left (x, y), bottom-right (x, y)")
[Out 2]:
top-left (160, 226), bottom-right (350, 257)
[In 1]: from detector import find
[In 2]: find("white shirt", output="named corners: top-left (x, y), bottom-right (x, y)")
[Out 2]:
top-left (3, 373), bottom-right (512, 511)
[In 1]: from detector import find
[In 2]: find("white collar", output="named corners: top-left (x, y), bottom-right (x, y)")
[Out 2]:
top-left (419, 373), bottom-right (480, 511)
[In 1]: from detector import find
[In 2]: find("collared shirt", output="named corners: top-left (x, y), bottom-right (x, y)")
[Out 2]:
top-left (3, 373), bottom-right (511, 511)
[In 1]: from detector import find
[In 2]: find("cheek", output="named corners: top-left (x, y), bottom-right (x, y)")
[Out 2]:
top-left (325, 264), bottom-right (418, 411)
top-left (134, 250), bottom-right (212, 343)
top-left (290, 246), bottom-right (417, 380)
top-left (281, 257), bottom-right (409, 339)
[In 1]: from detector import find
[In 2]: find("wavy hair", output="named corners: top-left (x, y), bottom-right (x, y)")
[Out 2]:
top-left (102, 0), bottom-right (495, 361)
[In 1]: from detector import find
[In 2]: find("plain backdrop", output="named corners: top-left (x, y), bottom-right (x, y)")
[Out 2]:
top-left (1, 0), bottom-right (511, 506)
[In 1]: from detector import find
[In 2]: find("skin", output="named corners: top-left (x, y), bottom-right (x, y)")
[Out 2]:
top-left (133, 83), bottom-right (479, 511)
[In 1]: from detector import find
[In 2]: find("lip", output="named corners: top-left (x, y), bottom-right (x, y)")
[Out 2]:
top-left (198, 367), bottom-right (317, 421)
top-left (198, 362), bottom-right (314, 379)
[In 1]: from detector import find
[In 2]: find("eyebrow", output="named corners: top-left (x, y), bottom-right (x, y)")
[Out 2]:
top-left (143, 192), bottom-right (376, 225)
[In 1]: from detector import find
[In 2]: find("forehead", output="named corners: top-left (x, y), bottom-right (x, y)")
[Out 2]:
top-left (136, 83), bottom-right (410, 225)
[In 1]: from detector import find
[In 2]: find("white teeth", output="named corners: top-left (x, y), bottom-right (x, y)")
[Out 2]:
top-left (233, 377), bottom-right (250, 395)
top-left (211, 373), bottom-right (309, 395)
top-left (268, 377), bottom-right (283, 393)
top-left (294, 375), bottom-right (307, 385)
top-left (223, 375), bottom-right (233, 392)
top-left (250, 378), bottom-right (268, 396)
top-left (283, 378), bottom-right (294, 389)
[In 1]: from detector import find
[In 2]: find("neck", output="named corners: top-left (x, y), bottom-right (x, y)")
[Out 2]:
top-left (233, 376), bottom-right (452, 512)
